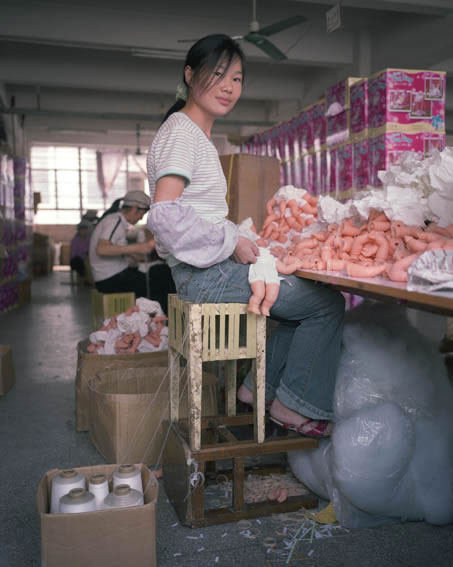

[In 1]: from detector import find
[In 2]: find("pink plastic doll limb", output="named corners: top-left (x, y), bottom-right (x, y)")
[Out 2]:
top-left (386, 253), bottom-right (419, 282)
top-left (248, 280), bottom-right (266, 315)
top-left (126, 331), bottom-right (141, 354)
top-left (260, 282), bottom-right (280, 317)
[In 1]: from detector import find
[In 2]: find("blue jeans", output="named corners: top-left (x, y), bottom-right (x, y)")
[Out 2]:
top-left (171, 259), bottom-right (345, 421)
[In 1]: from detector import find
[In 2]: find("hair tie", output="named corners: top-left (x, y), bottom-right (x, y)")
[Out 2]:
top-left (175, 83), bottom-right (188, 102)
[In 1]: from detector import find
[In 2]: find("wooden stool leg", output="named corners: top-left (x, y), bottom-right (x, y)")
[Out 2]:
top-left (188, 305), bottom-right (203, 451)
top-left (169, 346), bottom-right (181, 422)
top-left (224, 360), bottom-right (237, 416)
top-left (233, 456), bottom-right (245, 511)
top-left (254, 315), bottom-right (267, 444)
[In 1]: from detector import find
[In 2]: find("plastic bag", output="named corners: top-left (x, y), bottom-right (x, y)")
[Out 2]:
top-left (289, 301), bottom-right (453, 527)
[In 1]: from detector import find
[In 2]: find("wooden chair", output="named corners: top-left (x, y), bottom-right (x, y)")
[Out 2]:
top-left (164, 294), bottom-right (319, 527)
top-left (91, 290), bottom-right (135, 330)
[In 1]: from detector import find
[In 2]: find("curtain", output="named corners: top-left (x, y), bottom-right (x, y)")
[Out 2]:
top-left (96, 151), bottom-right (124, 199)
top-left (131, 153), bottom-right (147, 177)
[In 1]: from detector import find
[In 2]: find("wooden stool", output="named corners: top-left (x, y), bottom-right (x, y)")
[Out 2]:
top-left (91, 290), bottom-right (135, 330)
top-left (164, 297), bottom-right (319, 527)
top-left (168, 294), bottom-right (266, 451)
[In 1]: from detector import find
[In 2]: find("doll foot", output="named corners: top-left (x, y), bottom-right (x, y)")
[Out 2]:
top-left (248, 304), bottom-right (261, 315)
top-left (261, 306), bottom-right (270, 316)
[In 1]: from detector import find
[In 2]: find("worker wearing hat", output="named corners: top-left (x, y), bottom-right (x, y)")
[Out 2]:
top-left (89, 190), bottom-right (156, 298)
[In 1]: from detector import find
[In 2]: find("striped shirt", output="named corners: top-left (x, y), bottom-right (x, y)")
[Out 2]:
top-left (147, 112), bottom-right (228, 224)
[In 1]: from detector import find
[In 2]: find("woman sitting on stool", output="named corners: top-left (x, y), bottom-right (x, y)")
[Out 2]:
top-left (89, 190), bottom-right (175, 313)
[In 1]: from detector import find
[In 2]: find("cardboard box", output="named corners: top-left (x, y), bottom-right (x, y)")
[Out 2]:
top-left (0, 344), bottom-right (15, 395)
top-left (60, 242), bottom-right (71, 265)
top-left (220, 153), bottom-right (281, 232)
top-left (75, 339), bottom-right (168, 431)
top-left (368, 68), bottom-right (446, 134)
top-left (37, 463), bottom-right (157, 567)
top-left (89, 368), bottom-right (218, 466)
top-left (350, 79), bottom-right (369, 139)
top-left (369, 130), bottom-right (446, 187)
top-left (326, 77), bottom-right (362, 146)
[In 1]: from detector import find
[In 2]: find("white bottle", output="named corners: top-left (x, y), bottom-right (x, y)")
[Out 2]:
top-left (59, 488), bottom-right (96, 514)
top-left (88, 473), bottom-right (109, 510)
top-left (51, 469), bottom-right (86, 514)
top-left (112, 464), bottom-right (143, 493)
top-left (103, 484), bottom-right (144, 510)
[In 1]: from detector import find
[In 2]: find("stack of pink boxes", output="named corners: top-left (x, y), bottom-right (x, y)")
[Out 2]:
top-left (240, 68), bottom-right (446, 199)
top-left (368, 68), bottom-right (446, 187)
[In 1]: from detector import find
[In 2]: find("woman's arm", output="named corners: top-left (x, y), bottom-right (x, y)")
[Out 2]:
top-left (154, 174), bottom-right (185, 202)
top-left (148, 174), bottom-right (258, 267)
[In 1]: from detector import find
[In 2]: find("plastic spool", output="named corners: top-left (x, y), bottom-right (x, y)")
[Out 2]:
top-left (59, 488), bottom-right (96, 514)
top-left (103, 484), bottom-right (144, 510)
top-left (50, 469), bottom-right (86, 514)
top-left (88, 473), bottom-right (109, 510)
top-left (112, 464), bottom-right (143, 493)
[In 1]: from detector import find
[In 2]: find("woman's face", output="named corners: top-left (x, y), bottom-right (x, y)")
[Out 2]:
top-left (186, 56), bottom-right (243, 118)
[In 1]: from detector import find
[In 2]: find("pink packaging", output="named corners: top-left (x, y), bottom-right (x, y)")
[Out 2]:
top-left (352, 139), bottom-right (370, 190)
top-left (279, 124), bottom-right (293, 186)
top-left (350, 79), bottom-right (368, 136)
top-left (319, 151), bottom-right (328, 195)
top-left (326, 78), bottom-right (361, 110)
top-left (296, 110), bottom-right (314, 154)
top-left (310, 100), bottom-right (326, 150)
top-left (369, 131), bottom-right (446, 187)
top-left (337, 144), bottom-right (353, 193)
top-left (368, 68), bottom-right (446, 132)
top-left (326, 77), bottom-right (362, 146)
top-left (327, 147), bottom-right (338, 194)
top-left (327, 111), bottom-right (348, 147)
top-left (303, 154), bottom-right (314, 193)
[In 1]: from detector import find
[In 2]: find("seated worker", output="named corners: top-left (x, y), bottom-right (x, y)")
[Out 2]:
top-left (89, 190), bottom-right (176, 313)
top-left (69, 221), bottom-right (91, 283)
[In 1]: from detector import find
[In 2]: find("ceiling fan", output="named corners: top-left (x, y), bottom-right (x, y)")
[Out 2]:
top-left (178, 0), bottom-right (306, 62)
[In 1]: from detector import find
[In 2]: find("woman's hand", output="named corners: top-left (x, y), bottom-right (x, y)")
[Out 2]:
top-left (135, 240), bottom-right (155, 255)
top-left (232, 236), bottom-right (259, 264)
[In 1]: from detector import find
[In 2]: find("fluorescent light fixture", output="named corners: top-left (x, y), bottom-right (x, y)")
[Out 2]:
top-left (131, 48), bottom-right (186, 60)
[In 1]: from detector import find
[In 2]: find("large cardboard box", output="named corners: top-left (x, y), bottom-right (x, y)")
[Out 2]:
top-left (60, 242), bottom-right (71, 265)
top-left (220, 153), bottom-right (281, 232)
top-left (88, 368), bottom-right (218, 466)
top-left (37, 463), bottom-right (157, 567)
top-left (75, 339), bottom-right (168, 431)
top-left (0, 344), bottom-right (15, 396)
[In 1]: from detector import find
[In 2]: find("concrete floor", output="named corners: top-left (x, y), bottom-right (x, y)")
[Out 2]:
top-left (1, 271), bottom-right (453, 567)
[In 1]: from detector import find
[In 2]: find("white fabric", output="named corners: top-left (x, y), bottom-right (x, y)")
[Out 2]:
top-left (116, 311), bottom-right (150, 337)
top-left (88, 212), bottom-right (130, 282)
top-left (248, 247), bottom-right (281, 285)
top-left (96, 151), bottom-right (124, 199)
top-left (135, 297), bottom-right (164, 316)
top-left (147, 199), bottom-right (238, 268)
top-left (89, 328), bottom-right (122, 355)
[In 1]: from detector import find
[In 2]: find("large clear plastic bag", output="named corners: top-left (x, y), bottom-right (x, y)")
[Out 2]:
top-left (289, 301), bottom-right (453, 527)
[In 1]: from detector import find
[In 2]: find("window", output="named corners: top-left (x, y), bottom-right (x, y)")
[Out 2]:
top-left (31, 145), bottom-right (148, 224)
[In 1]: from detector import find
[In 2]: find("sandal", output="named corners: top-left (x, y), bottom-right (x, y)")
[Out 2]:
top-left (269, 416), bottom-right (333, 439)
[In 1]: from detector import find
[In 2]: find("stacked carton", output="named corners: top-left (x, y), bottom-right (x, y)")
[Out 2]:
top-left (241, 67), bottom-right (446, 202)
top-left (368, 68), bottom-right (446, 186)
top-left (0, 155), bottom-right (33, 314)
